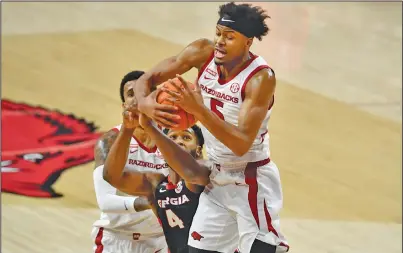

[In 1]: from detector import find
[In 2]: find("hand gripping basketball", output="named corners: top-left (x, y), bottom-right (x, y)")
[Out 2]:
top-left (157, 76), bottom-right (199, 130)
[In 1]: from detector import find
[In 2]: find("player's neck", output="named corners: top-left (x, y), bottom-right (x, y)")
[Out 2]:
top-left (219, 52), bottom-right (251, 80)
top-left (133, 127), bottom-right (156, 150)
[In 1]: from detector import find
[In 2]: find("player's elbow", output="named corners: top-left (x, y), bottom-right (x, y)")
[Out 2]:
top-left (232, 141), bottom-right (253, 156)
top-left (186, 173), bottom-right (209, 186)
top-left (185, 169), bottom-right (210, 186)
top-left (98, 199), bottom-right (110, 213)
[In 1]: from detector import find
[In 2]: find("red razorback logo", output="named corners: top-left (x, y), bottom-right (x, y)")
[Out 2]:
top-left (1, 99), bottom-right (102, 198)
top-left (191, 231), bottom-right (204, 241)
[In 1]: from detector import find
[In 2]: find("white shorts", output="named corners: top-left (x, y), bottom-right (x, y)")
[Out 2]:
top-left (188, 159), bottom-right (289, 253)
top-left (91, 227), bottom-right (168, 253)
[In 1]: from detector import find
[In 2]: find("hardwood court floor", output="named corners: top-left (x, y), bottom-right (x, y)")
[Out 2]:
top-left (1, 3), bottom-right (401, 253)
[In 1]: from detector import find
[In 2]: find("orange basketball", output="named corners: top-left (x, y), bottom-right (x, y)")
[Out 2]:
top-left (156, 77), bottom-right (197, 130)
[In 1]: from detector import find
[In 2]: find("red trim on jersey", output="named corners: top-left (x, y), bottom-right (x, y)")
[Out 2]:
top-left (244, 158), bottom-right (289, 252)
top-left (166, 175), bottom-right (177, 190)
top-left (94, 227), bottom-right (104, 253)
top-left (110, 127), bottom-right (157, 153)
top-left (245, 165), bottom-right (260, 228)
top-left (240, 65), bottom-right (269, 101)
top-left (263, 200), bottom-right (279, 237)
top-left (280, 242), bottom-right (290, 252)
top-left (216, 52), bottom-right (258, 85)
top-left (132, 134), bottom-right (157, 153)
top-left (244, 157), bottom-right (270, 226)
top-left (263, 202), bottom-right (290, 251)
top-left (197, 51), bottom-right (215, 80)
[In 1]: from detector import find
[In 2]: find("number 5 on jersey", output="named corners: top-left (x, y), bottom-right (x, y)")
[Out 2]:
top-left (166, 209), bottom-right (184, 229)
top-left (211, 98), bottom-right (224, 120)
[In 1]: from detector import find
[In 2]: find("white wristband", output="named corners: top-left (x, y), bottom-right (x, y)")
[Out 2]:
top-left (123, 197), bottom-right (138, 212)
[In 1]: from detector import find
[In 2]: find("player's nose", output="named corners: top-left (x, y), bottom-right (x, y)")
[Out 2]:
top-left (216, 36), bottom-right (225, 46)
top-left (176, 141), bottom-right (186, 148)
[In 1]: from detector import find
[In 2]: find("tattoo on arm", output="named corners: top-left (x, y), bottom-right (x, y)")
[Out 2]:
top-left (94, 130), bottom-right (119, 168)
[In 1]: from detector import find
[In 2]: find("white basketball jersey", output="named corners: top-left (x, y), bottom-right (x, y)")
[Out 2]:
top-left (198, 52), bottom-right (274, 165)
top-left (113, 124), bottom-right (169, 174)
top-left (92, 124), bottom-right (168, 238)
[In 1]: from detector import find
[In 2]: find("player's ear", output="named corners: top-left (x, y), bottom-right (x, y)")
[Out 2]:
top-left (195, 146), bottom-right (203, 159)
top-left (246, 38), bottom-right (253, 47)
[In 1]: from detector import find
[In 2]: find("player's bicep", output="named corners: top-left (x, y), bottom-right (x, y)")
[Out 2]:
top-left (106, 170), bottom-right (152, 196)
top-left (238, 68), bottom-right (276, 141)
top-left (148, 39), bottom-right (214, 86)
top-left (94, 130), bottom-right (118, 168)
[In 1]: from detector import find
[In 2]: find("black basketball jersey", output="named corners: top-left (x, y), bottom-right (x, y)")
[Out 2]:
top-left (154, 177), bottom-right (202, 253)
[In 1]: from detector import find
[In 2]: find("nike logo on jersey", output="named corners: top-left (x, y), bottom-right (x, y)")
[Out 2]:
top-left (221, 17), bottom-right (235, 23)
top-left (203, 75), bottom-right (215, 80)
top-left (159, 188), bottom-right (166, 193)
top-left (124, 201), bottom-right (128, 210)
top-left (129, 144), bottom-right (138, 153)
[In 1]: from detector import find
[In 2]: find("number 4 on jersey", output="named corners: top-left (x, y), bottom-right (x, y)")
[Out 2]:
top-left (166, 209), bottom-right (184, 229)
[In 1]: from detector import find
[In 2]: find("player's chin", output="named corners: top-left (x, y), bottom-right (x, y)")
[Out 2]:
top-left (214, 57), bottom-right (225, 66)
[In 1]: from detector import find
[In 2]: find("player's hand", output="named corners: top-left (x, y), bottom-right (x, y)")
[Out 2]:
top-left (137, 89), bottom-right (180, 129)
top-left (122, 103), bottom-right (140, 130)
top-left (139, 113), bottom-right (153, 130)
top-left (163, 74), bottom-right (204, 115)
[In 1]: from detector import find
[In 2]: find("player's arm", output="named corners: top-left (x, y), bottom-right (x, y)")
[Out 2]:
top-left (140, 116), bottom-right (210, 187)
top-left (93, 165), bottom-right (151, 213)
top-left (195, 68), bottom-right (275, 156)
top-left (134, 39), bottom-right (214, 128)
top-left (95, 129), bottom-right (152, 196)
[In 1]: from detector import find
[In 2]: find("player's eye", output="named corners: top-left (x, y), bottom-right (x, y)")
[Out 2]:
top-left (183, 135), bottom-right (191, 141)
top-left (169, 135), bottom-right (177, 140)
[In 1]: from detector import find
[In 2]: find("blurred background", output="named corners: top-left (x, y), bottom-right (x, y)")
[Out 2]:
top-left (1, 2), bottom-right (401, 253)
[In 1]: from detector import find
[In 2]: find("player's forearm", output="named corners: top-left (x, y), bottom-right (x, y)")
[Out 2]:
top-left (103, 127), bottom-right (134, 183)
top-left (144, 125), bottom-right (205, 181)
top-left (134, 73), bottom-right (154, 102)
top-left (195, 107), bottom-right (251, 156)
top-left (133, 196), bottom-right (152, 211)
top-left (98, 194), bottom-right (137, 213)
top-left (98, 194), bottom-right (151, 213)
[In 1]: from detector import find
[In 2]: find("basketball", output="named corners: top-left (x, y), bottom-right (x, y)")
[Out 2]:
top-left (156, 77), bottom-right (197, 130)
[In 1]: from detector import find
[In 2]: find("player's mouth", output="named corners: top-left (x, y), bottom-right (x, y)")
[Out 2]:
top-left (214, 48), bottom-right (227, 59)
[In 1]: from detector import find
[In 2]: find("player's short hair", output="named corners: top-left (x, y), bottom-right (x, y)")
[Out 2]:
top-left (163, 125), bottom-right (205, 148)
top-left (217, 2), bottom-right (270, 41)
top-left (120, 70), bottom-right (145, 102)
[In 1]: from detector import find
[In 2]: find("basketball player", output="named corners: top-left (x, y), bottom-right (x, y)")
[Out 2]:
top-left (102, 102), bottom-right (211, 253)
top-left (133, 2), bottom-right (289, 253)
top-left (92, 70), bottom-right (169, 253)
